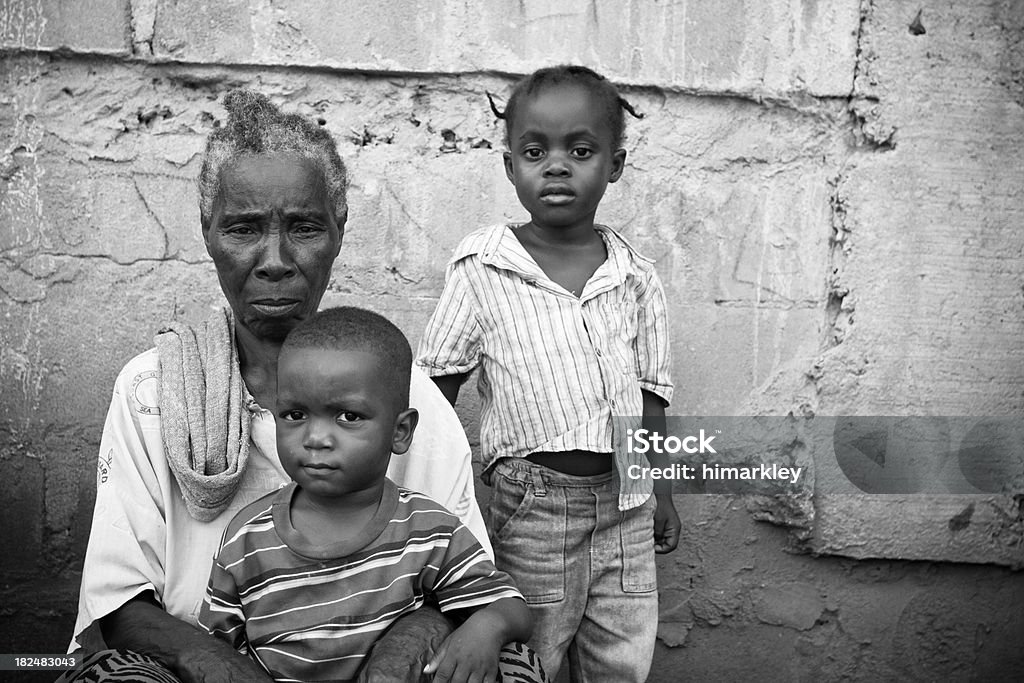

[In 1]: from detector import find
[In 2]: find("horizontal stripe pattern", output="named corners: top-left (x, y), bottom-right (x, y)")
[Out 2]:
top-left (417, 224), bottom-right (674, 509)
top-left (199, 482), bottom-right (522, 682)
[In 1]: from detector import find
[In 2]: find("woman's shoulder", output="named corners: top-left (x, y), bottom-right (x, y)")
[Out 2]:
top-left (110, 348), bottom-right (162, 411)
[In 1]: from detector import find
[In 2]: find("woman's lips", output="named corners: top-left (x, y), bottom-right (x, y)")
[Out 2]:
top-left (250, 300), bottom-right (301, 316)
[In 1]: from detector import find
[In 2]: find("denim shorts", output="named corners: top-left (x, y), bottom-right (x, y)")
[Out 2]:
top-left (486, 457), bottom-right (658, 681)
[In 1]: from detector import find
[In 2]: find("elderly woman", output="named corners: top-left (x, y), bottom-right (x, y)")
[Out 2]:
top-left (65, 91), bottom-right (545, 682)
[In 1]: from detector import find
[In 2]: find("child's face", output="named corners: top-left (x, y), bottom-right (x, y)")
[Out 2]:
top-left (275, 346), bottom-right (416, 500)
top-left (503, 84), bottom-right (626, 232)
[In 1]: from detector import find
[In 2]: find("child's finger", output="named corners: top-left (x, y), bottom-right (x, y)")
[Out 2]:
top-left (422, 639), bottom-right (450, 675)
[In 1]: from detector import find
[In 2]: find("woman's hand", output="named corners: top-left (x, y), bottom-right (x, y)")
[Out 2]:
top-left (100, 594), bottom-right (273, 683)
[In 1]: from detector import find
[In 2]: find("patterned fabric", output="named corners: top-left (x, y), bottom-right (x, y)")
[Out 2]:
top-left (54, 645), bottom-right (549, 683)
top-left (54, 650), bottom-right (179, 683)
top-left (417, 223), bottom-right (674, 510)
top-left (499, 641), bottom-right (550, 682)
top-left (199, 480), bottom-right (524, 682)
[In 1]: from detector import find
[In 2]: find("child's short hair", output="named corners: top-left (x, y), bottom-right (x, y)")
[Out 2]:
top-left (282, 307), bottom-right (412, 408)
top-left (489, 64), bottom-right (643, 149)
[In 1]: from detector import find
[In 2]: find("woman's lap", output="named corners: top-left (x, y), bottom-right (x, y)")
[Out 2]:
top-left (55, 645), bottom-right (549, 682)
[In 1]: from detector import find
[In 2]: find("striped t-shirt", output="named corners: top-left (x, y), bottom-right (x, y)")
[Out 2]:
top-left (416, 224), bottom-right (674, 510)
top-left (199, 479), bottom-right (523, 682)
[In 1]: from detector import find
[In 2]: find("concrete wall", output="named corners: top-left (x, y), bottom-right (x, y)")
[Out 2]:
top-left (1, 0), bottom-right (1022, 680)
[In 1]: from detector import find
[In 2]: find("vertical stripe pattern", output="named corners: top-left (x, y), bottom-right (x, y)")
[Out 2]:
top-left (416, 224), bottom-right (674, 510)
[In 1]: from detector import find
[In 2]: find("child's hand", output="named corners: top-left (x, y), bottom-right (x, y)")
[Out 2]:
top-left (422, 621), bottom-right (502, 683)
top-left (653, 492), bottom-right (680, 553)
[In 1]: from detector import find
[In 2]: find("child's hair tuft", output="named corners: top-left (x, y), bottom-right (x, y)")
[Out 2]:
top-left (489, 65), bottom-right (643, 149)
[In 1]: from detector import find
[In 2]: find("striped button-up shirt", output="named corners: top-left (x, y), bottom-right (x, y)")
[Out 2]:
top-left (417, 224), bottom-right (673, 510)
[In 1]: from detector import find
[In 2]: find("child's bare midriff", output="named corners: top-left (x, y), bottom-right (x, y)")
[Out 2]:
top-left (526, 450), bottom-right (613, 476)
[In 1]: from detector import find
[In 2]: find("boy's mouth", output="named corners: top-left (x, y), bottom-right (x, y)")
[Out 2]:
top-left (301, 461), bottom-right (337, 473)
top-left (540, 185), bottom-right (575, 205)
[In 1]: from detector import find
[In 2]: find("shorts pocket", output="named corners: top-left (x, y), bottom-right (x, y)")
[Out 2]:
top-left (620, 497), bottom-right (657, 593)
top-left (489, 473), bottom-right (565, 604)
top-left (486, 475), bottom-right (537, 543)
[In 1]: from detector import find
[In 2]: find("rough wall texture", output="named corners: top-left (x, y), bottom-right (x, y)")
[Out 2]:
top-left (1, 0), bottom-right (1022, 680)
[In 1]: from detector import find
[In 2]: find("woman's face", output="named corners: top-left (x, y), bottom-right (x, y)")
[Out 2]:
top-left (203, 154), bottom-right (343, 342)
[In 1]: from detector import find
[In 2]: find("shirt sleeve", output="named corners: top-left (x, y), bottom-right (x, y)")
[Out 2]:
top-left (416, 258), bottom-right (483, 377)
top-left (387, 367), bottom-right (493, 559)
top-left (423, 522), bottom-right (523, 615)
top-left (198, 552), bottom-right (249, 655)
top-left (635, 267), bottom-right (674, 405)
top-left (70, 351), bottom-right (172, 652)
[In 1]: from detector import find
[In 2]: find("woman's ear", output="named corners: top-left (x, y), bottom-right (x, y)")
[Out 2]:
top-left (391, 408), bottom-right (419, 455)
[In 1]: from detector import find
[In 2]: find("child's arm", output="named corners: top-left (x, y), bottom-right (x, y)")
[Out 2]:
top-left (643, 389), bottom-right (681, 554)
top-left (422, 597), bottom-right (532, 683)
top-left (431, 373), bottom-right (470, 406)
top-left (197, 558), bottom-right (250, 655)
top-left (417, 258), bottom-right (482, 406)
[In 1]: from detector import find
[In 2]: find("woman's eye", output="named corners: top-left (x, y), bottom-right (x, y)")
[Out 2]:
top-left (337, 412), bottom-right (362, 423)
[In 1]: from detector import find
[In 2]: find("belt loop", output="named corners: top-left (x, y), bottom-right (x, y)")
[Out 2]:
top-left (530, 464), bottom-right (547, 497)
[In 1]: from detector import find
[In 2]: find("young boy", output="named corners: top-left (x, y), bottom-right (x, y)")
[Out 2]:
top-left (416, 65), bottom-right (678, 682)
top-left (199, 306), bottom-right (532, 682)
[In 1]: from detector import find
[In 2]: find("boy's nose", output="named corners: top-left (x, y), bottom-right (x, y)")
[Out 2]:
top-left (302, 421), bottom-right (335, 450)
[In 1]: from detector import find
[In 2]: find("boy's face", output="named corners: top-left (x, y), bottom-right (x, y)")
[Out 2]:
top-left (275, 346), bottom-right (416, 500)
top-left (503, 84), bottom-right (626, 232)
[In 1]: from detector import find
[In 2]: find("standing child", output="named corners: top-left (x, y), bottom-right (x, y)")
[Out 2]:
top-left (417, 65), bottom-right (678, 682)
top-left (199, 306), bottom-right (533, 683)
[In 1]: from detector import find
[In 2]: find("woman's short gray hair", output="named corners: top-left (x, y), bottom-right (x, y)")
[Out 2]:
top-left (198, 90), bottom-right (348, 227)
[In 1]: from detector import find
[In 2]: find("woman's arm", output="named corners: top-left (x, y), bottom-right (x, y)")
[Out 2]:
top-left (101, 593), bottom-right (272, 682)
top-left (360, 605), bottom-right (453, 682)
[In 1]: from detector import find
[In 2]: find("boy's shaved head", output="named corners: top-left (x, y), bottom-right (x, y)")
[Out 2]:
top-left (282, 307), bottom-right (412, 409)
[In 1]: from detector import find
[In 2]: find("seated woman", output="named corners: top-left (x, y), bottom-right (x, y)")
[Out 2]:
top-left (63, 90), bottom-right (547, 683)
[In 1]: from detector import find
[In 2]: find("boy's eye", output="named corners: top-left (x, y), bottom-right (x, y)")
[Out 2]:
top-left (280, 410), bottom-right (306, 421)
top-left (522, 148), bottom-right (544, 160)
top-left (570, 147), bottom-right (594, 159)
top-left (337, 412), bottom-right (362, 423)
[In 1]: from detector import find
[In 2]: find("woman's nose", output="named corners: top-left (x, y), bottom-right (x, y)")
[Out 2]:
top-left (255, 230), bottom-right (296, 280)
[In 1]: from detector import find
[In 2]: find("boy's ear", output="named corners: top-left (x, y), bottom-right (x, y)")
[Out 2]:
top-left (609, 149), bottom-right (627, 183)
top-left (391, 408), bottom-right (419, 455)
top-left (503, 151), bottom-right (515, 184)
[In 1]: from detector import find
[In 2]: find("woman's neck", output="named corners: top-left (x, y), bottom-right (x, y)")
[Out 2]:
top-left (234, 323), bottom-right (285, 410)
